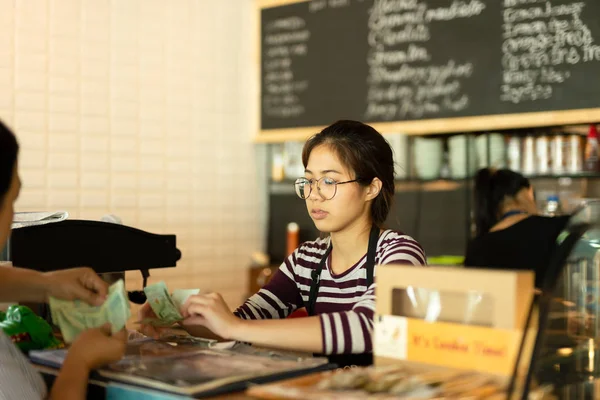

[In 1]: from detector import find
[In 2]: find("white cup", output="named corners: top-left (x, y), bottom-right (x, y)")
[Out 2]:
top-left (476, 134), bottom-right (506, 169)
top-left (386, 133), bottom-right (409, 179)
top-left (449, 135), bottom-right (477, 178)
top-left (414, 138), bottom-right (443, 180)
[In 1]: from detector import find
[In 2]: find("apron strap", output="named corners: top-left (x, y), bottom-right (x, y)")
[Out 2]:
top-left (499, 210), bottom-right (528, 221)
top-left (365, 224), bottom-right (379, 288)
top-left (307, 246), bottom-right (331, 316)
top-left (307, 224), bottom-right (379, 316)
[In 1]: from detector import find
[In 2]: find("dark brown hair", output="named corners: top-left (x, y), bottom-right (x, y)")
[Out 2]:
top-left (0, 120), bottom-right (18, 204)
top-left (301, 120), bottom-right (394, 227)
top-left (474, 167), bottom-right (531, 236)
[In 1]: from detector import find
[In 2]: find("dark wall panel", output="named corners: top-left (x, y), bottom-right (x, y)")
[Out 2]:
top-left (268, 188), bottom-right (468, 265)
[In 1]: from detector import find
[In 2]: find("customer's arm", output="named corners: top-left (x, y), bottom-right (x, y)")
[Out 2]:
top-left (0, 266), bottom-right (48, 303)
top-left (0, 266), bottom-right (107, 305)
top-left (50, 325), bottom-right (126, 400)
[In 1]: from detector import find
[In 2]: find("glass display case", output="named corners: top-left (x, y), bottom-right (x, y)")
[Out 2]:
top-left (526, 200), bottom-right (600, 399)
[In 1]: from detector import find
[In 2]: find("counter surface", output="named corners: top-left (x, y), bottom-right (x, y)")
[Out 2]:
top-left (35, 363), bottom-right (260, 399)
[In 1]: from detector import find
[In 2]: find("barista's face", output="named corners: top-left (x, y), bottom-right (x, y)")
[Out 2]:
top-left (303, 144), bottom-right (376, 234)
top-left (0, 163), bottom-right (21, 249)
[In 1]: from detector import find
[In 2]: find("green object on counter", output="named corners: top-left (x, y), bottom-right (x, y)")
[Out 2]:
top-left (427, 255), bottom-right (465, 266)
top-left (0, 305), bottom-right (63, 352)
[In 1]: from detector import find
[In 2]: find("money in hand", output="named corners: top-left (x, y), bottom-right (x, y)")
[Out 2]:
top-left (49, 279), bottom-right (131, 343)
top-left (143, 281), bottom-right (183, 325)
top-left (171, 288), bottom-right (200, 310)
top-left (142, 283), bottom-right (199, 326)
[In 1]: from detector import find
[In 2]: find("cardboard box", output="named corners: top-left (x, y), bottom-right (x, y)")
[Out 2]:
top-left (374, 265), bottom-right (535, 378)
top-left (376, 265), bottom-right (534, 330)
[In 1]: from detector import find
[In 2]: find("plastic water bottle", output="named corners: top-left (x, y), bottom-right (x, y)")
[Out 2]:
top-left (544, 195), bottom-right (562, 217)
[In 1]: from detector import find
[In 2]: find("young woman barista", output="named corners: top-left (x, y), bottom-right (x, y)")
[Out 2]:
top-left (141, 120), bottom-right (427, 366)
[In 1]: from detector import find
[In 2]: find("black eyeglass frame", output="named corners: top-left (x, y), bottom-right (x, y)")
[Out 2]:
top-left (293, 177), bottom-right (360, 200)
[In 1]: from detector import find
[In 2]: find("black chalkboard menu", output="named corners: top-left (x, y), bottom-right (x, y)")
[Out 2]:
top-left (260, 0), bottom-right (600, 133)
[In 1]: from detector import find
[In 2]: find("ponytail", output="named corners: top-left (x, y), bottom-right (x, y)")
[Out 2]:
top-left (474, 168), bottom-right (495, 236)
top-left (474, 168), bottom-right (530, 236)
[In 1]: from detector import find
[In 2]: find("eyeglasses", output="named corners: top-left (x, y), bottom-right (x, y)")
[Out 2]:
top-left (294, 177), bottom-right (359, 200)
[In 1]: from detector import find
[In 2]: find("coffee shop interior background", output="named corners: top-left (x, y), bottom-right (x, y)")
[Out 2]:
top-left (0, 0), bottom-right (268, 310)
top-left (267, 126), bottom-right (600, 264)
top-left (2, 0), bottom-right (600, 314)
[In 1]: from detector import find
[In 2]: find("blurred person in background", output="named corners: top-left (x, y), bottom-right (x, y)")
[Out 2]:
top-left (464, 167), bottom-right (570, 288)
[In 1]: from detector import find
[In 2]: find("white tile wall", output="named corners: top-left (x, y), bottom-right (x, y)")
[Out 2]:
top-left (0, 0), bottom-right (266, 309)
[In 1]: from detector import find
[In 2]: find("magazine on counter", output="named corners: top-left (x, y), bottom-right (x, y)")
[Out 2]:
top-left (30, 337), bottom-right (333, 396)
top-left (30, 337), bottom-right (205, 369)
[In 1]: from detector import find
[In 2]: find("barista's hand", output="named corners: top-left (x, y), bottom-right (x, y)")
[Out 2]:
top-left (137, 302), bottom-right (169, 339)
top-left (181, 293), bottom-right (241, 340)
top-left (43, 267), bottom-right (108, 306)
top-left (66, 324), bottom-right (127, 370)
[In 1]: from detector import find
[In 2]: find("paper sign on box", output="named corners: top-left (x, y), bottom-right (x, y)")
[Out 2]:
top-left (375, 315), bottom-right (522, 376)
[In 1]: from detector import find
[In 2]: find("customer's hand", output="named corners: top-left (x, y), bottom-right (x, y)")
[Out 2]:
top-left (181, 293), bottom-right (241, 340)
top-left (66, 324), bottom-right (127, 371)
top-left (43, 267), bottom-right (108, 306)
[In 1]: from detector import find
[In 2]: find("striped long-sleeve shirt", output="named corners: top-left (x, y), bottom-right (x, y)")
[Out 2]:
top-left (234, 230), bottom-right (426, 355)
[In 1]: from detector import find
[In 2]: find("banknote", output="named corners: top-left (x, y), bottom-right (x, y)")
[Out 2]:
top-left (138, 318), bottom-right (181, 327)
top-left (140, 284), bottom-right (200, 326)
top-left (49, 279), bottom-right (131, 343)
top-left (143, 282), bottom-right (183, 324)
top-left (171, 288), bottom-right (200, 310)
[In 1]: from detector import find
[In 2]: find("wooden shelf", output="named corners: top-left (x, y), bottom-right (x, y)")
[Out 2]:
top-left (395, 180), bottom-right (466, 192)
top-left (255, 109), bottom-right (600, 143)
top-left (526, 173), bottom-right (600, 180)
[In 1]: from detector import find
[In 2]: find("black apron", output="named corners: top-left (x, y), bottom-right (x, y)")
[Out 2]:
top-left (307, 224), bottom-right (379, 367)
